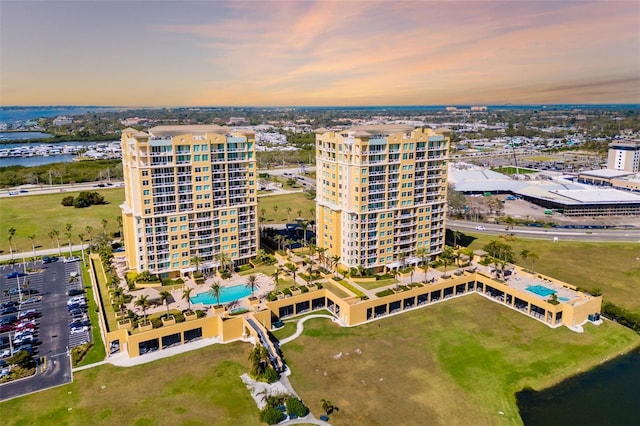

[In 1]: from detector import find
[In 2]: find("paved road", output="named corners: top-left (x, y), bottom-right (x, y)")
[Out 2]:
top-left (447, 220), bottom-right (640, 242)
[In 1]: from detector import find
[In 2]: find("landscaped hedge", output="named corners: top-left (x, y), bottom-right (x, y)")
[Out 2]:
top-left (603, 302), bottom-right (640, 334)
top-left (375, 289), bottom-right (395, 297)
top-left (286, 396), bottom-right (309, 417)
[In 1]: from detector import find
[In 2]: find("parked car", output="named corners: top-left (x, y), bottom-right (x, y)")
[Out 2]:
top-left (0, 349), bottom-right (10, 358)
top-left (0, 324), bottom-right (14, 333)
top-left (42, 256), bottom-right (52, 263)
top-left (67, 289), bottom-right (84, 297)
top-left (67, 304), bottom-right (87, 312)
top-left (69, 320), bottom-right (86, 329)
top-left (1, 301), bottom-right (19, 309)
top-left (5, 271), bottom-right (26, 279)
top-left (12, 344), bottom-right (33, 355)
top-left (13, 336), bottom-right (35, 346)
top-left (0, 307), bottom-right (18, 315)
top-left (14, 323), bottom-right (36, 332)
top-left (68, 308), bottom-right (86, 317)
top-left (0, 367), bottom-right (10, 378)
top-left (70, 326), bottom-right (88, 334)
top-left (13, 330), bottom-right (34, 340)
top-left (67, 296), bottom-right (86, 305)
top-left (0, 316), bottom-right (18, 326)
top-left (63, 256), bottom-right (81, 263)
top-left (20, 296), bottom-right (42, 305)
top-left (17, 309), bottom-right (39, 320)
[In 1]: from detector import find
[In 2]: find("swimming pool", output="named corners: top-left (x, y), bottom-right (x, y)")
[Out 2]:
top-left (190, 284), bottom-right (252, 305)
top-left (525, 285), bottom-right (556, 297)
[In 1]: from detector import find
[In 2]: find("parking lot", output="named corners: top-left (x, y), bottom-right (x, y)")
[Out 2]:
top-left (0, 257), bottom-right (91, 400)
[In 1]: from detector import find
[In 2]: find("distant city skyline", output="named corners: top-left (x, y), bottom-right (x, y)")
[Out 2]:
top-left (1, 1), bottom-right (639, 107)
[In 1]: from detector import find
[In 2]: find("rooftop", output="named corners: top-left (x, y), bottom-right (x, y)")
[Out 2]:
top-left (149, 125), bottom-right (230, 138)
top-left (579, 169), bottom-right (635, 178)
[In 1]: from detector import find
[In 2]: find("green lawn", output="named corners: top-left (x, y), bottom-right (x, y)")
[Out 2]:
top-left (258, 192), bottom-right (316, 223)
top-left (91, 256), bottom-right (118, 333)
top-left (0, 188), bottom-right (316, 254)
top-left (0, 188), bottom-right (124, 253)
top-left (1, 343), bottom-right (257, 426)
top-left (320, 281), bottom-right (350, 299)
top-left (352, 278), bottom-right (398, 290)
top-left (76, 263), bottom-right (106, 366)
top-left (237, 263), bottom-right (276, 277)
top-left (461, 233), bottom-right (640, 314)
top-left (284, 295), bottom-right (640, 425)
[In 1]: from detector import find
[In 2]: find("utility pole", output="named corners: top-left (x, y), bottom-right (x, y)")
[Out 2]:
top-left (49, 170), bottom-right (53, 186)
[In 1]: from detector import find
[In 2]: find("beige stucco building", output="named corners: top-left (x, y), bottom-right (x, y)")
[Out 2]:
top-left (315, 125), bottom-right (450, 272)
top-left (120, 125), bottom-right (259, 278)
top-left (607, 139), bottom-right (640, 172)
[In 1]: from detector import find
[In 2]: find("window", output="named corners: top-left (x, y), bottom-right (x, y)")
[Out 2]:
top-left (143, 189), bottom-right (150, 195)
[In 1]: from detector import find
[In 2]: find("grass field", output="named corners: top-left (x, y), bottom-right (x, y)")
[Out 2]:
top-left (353, 278), bottom-right (399, 290)
top-left (1, 343), bottom-right (257, 426)
top-left (77, 263), bottom-right (106, 366)
top-left (0, 189), bottom-right (316, 254)
top-left (284, 295), bottom-right (640, 425)
top-left (0, 188), bottom-right (123, 253)
top-left (460, 233), bottom-right (640, 313)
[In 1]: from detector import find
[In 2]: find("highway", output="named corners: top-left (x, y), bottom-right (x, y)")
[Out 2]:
top-left (447, 220), bottom-right (640, 243)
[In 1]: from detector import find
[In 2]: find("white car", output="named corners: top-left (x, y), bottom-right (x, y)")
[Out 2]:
top-left (70, 326), bottom-right (88, 334)
top-left (64, 256), bottom-right (81, 263)
top-left (475, 225), bottom-right (486, 230)
top-left (0, 349), bottom-right (10, 358)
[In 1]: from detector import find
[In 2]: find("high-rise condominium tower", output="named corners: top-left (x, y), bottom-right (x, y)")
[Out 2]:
top-left (315, 125), bottom-right (450, 272)
top-left (120, 125), bottom-right (258, 277)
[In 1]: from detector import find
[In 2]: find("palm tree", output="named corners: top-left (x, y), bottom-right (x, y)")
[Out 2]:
top-left (245, 274), bottom-right (260, 298)
top-left (331, 255), bottom-right (341, 278)
top-left (159, 290), bottom-right (172, 317)
top-left (135, 294), bottom-right (150, 324)
top-left (216, 251), bottom-right (231, 272)
top-left (300, 221), bottom-right (310, 247)
top-left (520, 249), bottom-right (530, 272)
top-left (416, 247), bottom-right (430, 282)
top-left (28, 234), bottom-right (36, 262)
top-left (65, 223), bottom-right (73, 257)
top-left (452, 230), bottom-right (461, 248)
top-left (115, 215), bottom-right (123, 238)
top-left (8, 227), bottom-right (16, 261)
top-left (297, 209), bottom-right (303, 219)
top-left (440, 246), bottom-right (455, 276)
top-left (320, 399), bottom-right (338, 416)
top-left (273, 205), bottom-right (279, 220)
top-left (48, 230), bottom-right (56, 250)
top-left (286, 207), bottom-right (292, 221)
top-left (101, 218), bottom-right (109, 236)
top-left (398, 252), bottom-right (407, 271)
top-left (208, 281), bottom-right (222, 307)
top-left (271, 267), bottom-right (282, 287)
top-left (529, 252), bottom-right (539, 274)
top-left (85, 225), bottom-right (94, 251)
top-left (182, 287), bottom-right (194, 313)
top-left (285, 263), bottom-right (298, 281)
top-left (78, 233), bottom-right (85, 264)
top-left (52, 229), bottom-right (61, 255)
top-left (191, 255), bottom-right (202, 273)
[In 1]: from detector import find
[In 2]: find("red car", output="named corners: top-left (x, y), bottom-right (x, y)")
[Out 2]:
top-left (18, 309), bottom-right (39, 320)
top-left (15, 322), bottom-right (36, 332)
top-left (0, 324), bottom-right (14, 333)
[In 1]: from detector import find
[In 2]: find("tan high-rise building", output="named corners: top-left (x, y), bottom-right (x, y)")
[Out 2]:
top-left (607, 140), bottom-right (640, 172)
top-left (315, 125), bottom-right (450, 272)
top-left (120, 125), bottom-right (258, 278)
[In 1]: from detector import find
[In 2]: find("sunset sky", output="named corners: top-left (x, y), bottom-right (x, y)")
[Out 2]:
top-left (1, 0), bottom-right (639, 106)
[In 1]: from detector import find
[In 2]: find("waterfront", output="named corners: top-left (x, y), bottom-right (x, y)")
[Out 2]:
top-left (0, 140), bottom-right (120, 168)
top-left (517, 348), bottom-right (640, 425)
top-left (0, 131), bottom-right (52, 140)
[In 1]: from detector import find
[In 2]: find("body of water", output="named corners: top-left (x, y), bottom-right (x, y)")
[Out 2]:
top-left (517, 348), bottom-right (640, 425)
top-left (0, 106), bottom-right (123, 125)
top-left (0, 131), bottom-right (52, 141)
top-left (0, 155), bottom-right (78, 168)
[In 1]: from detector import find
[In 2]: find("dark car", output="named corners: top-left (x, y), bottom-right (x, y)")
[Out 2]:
top-left (67, 289), bottom-right (84, 297)
top-left (0, 307), bottom-right (18, 315)
top-left (23, 289), bottom-right (40, 295)
top-left (68, 308), bottom-right (86, 317)
top-left (13, 344), bottom-right (33, 355)
top-left (69, 320), bottom-right (87, 329)
top-left (0, 316), bottom-right (17, 326)
top-left (1, 301), bottom-right (19, 309)
top-left (5, 271), bottom-right (26, 279)
top-left (67, 304), bottom-right (87, 312)
top-left (42, 256), bottom-right (51, 263)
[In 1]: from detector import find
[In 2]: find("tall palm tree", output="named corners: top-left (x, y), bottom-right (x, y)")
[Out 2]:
top-left (529, 252), bottom-right (539, 274)
top-left (115, 215), bottom-right (123, 238)
top-left (208, 281), bottom-right (222, 307)
top-left (216, 251), bottom-right (231, 272)
top-left (245, 274), bottom-right (260, 298)
top-left (78, 233), bottom-right (85, 264)
top-left (452, 230), bottom-right (461, 248)
top-left (8, 227), bottom-right (17, 261)
top-left (65, 223), bottom-right (73, 257)
top-left (286, 207), bottom-right (292, 222)
top-left (331, 255), bottom-right (341, 278)
top-left (85, 225), bottom-right (94, 251)
top-left (520, 249), bottom-right (530, 272)
top-left (52, 229), bottom-right (61, 255)
top-left (159, 290), bottom-right (172, 317)
top-left (397, 252), bottom-right (407, 271)
top-left (101, 218), bottom-right (109, 236)
top-left (301, 221), bottom-right (310, 247)
top-left (285, 263), bottom-right (298, 281)
top-left (182, 287), bottom-right (194, 313)
top-left (416, 247), bottom-right (430, 282)
top-left (271, 268), bottom-right (282, 287)
top-left (273, 205), bottom-right (279, 220)
top-left (28, 234), bottom-right (36, 262)
top-left (297, 209), bottom-right (303, 219)
top-left (135, 294), bottom-right (150, 324)
top-left (48, 230), bottom-right (56, 250)
top-left (440, 246), bottom-right (455, 276)
top-left (191, 255), bottom-right (202, 273)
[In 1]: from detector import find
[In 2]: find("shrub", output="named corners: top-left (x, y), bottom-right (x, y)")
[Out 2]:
top-left (286, 396), bottom-right (309, 417)
top-left (238, 264), bottom-right (252, 272)
top-left (375, 289), bottom-right (395, 297)
top-left (263, 366), bottom-right (280, 383)
top-left (196, 309), bottom-right (206, 318)
top-left (283, 288), bottom-right (292, 296)
top-left (61, 195), bottom-right (75, 206)
top-left (173, 312), bottom-right (185, 323)
top-left (300, 285), bottom-right (309, 293)
top-left (151, 318), bottom-right (163, 328)
top-left (259, 407), bottom-right (285, 425)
